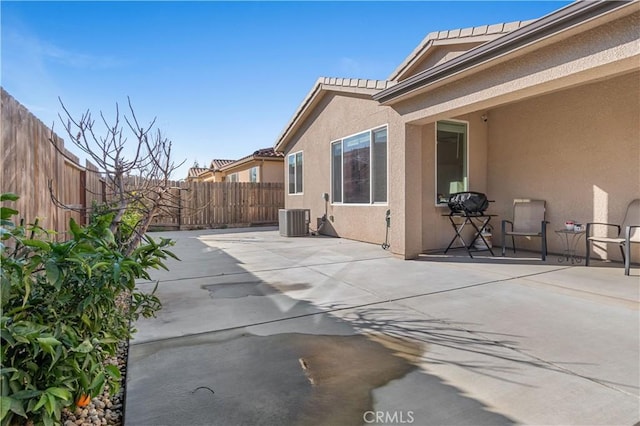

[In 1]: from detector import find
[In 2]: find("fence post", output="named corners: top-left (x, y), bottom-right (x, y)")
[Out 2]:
top-left (177, 187), bottom-right (182, 230)
top-left (79, 169), bottom-right (87, 225)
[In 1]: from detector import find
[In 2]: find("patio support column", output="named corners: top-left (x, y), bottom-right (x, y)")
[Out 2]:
top-left (389, 123), bottom-right (423, 259)
top-left (405, 124), bottom-right (424, 259)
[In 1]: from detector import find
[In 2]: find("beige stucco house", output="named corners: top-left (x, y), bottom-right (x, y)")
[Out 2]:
top-left (275, 1), bottom-right (640, 263)
top-left (187, 149), bottom-right (284, 183)
top-left (219, 148), bottom-right (284, 183)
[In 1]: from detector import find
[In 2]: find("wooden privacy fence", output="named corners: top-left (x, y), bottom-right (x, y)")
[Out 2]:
top-left (1, 88), bottom-right (105, 236)
top-left (151, 181), bottom-right (284, 230)
top-left (1, 88), bottom-right (284, 234)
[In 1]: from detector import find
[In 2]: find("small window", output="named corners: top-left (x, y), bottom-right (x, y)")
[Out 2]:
top-left (249, 166), bottom-right (258, 183)
top-left (228, 173), bottom-right (238, 183)
top-left (436, 120), bottom-right (468, 204)
top-left (288, 151), bottom-right (303, 194)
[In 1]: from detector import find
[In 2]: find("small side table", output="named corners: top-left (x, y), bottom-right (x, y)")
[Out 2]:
top-left (555, 229), bottom-right (586, 264)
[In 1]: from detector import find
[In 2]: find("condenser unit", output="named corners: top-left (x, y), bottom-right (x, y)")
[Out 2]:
top-left (279, 209), bottom-right (310, 237)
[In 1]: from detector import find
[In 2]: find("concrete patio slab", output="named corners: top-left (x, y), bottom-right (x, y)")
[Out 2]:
top-left (125, 228), bottom-right (639, 426)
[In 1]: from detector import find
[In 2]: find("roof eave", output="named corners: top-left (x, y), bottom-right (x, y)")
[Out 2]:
top-left (374, 0), bottom-right (634, 104)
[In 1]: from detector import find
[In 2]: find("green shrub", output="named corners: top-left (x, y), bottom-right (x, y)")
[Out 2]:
top-left (89, 200), bottom-right (144, 248)
top-left (1, 193), bottom-right (177, 425)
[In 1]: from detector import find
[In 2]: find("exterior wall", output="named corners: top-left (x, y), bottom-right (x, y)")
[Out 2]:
top-left (403, 124), bottom-right (423, 258)
top-left (261, 161), bottom-right (284, 183)
top-left (488, 71), bottom-right (640, 261)
top-left (200, 171), bottom-right (215, 182)
top-left (236, 168), bottom-right (252, 182)
top-left (283, 92), bottom-right (410, 257)
top-left (193, 170), bottom-right (227, 183)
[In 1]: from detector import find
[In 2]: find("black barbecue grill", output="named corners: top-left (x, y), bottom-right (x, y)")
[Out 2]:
top-left (443, 191), bottom-right (495, 257)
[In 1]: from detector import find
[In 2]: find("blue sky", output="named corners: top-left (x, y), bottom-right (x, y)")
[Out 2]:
top-left (2, 1), bottom-right (570, 179)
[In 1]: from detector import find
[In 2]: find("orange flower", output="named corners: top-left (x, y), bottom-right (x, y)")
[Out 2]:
top-left (76, 394), bottom-right (91, 408)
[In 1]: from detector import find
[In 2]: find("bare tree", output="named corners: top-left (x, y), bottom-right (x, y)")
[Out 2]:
top-left (51, 98), bottom-right (185, 255)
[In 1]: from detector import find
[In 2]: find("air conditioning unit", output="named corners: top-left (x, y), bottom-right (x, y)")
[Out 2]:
top-left (279, 209), bottom-right (310, 237)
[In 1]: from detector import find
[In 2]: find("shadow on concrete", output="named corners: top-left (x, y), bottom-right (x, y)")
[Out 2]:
top-left (320, 293), bottom-right (639, 397)
top-left (325, 303), bottom-right (592, 388)
top-left (126, 234), bottom-right (517, 426)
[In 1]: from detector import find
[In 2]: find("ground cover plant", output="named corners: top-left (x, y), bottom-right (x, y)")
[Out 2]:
top-left (0, 193), bottom-right (177, 425)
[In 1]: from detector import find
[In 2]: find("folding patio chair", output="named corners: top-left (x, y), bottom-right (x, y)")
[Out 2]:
top-left (585, 199), bottom-right (640, 275)
top-left (501, 199), bottom-right (548, 261)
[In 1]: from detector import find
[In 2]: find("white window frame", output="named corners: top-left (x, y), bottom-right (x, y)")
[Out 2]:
top-left (435, 119), bottom-right (469, 206)
top-left (288, 150), bottom-right (303, 195)
top-left (249, 166), bottom-right (258, 183)
top-left (330, 125), bottom-right (388, 206)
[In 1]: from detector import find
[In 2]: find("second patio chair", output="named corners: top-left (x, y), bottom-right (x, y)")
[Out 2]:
top-left (501, 199), bottom-right (548, 260)
top-left (585, 198), bottom-right (640, 276)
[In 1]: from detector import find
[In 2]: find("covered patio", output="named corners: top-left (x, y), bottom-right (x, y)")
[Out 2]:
top-left (374, 1), bottom-right (639, 261)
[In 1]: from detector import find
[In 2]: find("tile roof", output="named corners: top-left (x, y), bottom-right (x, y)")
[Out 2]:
top-left (187, 167), bottom-right (208, 178)
top-left (251, 147), bottom-right (284, 158)
top-left (389, 19), bottom-right (536, 81)
top-left (316, 77), bottom-right (396, 91)
top-left (219, 147), bottom-right (284, 171)
top-left (209, 159), bottom-right (235, 170)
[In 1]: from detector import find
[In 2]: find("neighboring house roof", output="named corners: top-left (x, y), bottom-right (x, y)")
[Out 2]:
top-left (251, 147), bottom-right (285, 158)
top-left (210, 159), bottom-right (235, 171)
top-left (188, 149), bottom-right (284, 180)
top-left (220, 147), bottom-right (284, 172)
top-left (389, 20), bottom-right (535, 82)
top-left (274, 77), bottom-right (396, 152)
top-left (187, 167), bottom-right (208, 178)
top-left (374, 0), bottom-right (635, 104)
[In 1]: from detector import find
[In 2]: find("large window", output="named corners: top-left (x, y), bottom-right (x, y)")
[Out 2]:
top-left (331, 126), bottom-right (387, 204)
top-left (436, 120), bottom-right (468, 204)
top-left (288, 151), bottom-right (303, 194)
